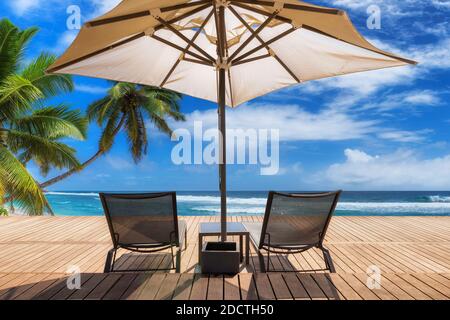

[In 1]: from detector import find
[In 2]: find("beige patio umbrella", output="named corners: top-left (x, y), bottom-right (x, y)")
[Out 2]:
top-left (48, 0), bottom-right (416, 241)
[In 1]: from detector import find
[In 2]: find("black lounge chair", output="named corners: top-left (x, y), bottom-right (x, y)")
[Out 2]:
top-left (99, 192), bottom-right (187, 273)
top-left (243, 191), bottom-right (341, 273)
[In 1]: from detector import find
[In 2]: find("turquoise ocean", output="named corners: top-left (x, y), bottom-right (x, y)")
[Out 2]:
top-left (41, 191), bottom-right (450, 216)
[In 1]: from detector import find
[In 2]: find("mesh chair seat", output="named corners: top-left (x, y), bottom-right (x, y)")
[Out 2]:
top-left (100, 192), bottom-right (186, 272)
top-left (244, 221), bottom-right (316, 250)
top-left (244, 191), bottom-right (341, 272)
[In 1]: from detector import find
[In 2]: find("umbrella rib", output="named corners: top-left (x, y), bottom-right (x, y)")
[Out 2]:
top-left (47, 32), bottom-right (146, 73)
top-left (301, 25), bottom-right (417, 65)
top-left (160, 0), bottom-right (212, 13)
top-left (228, 5), bottom-right (300, 82)
top-left (48, 4), bottom-right (214, 73)
top-left (230, 0), bottom-right (342, 15)
top-left (231, 26), bottom-right (296, 63)
top-left (229, 1), bottom-right (292, 24)
top-left (160, 8), bottom-right (215, 87)
top-left (228, 12), bottom-right (277, 62)
top-left (155, 16), bottom-right (215, 62)
top-left (232, 53), bottom-right (272, 66)
top-left (182, 57), bottom-right (214, 66)
top-left (231, 2), bottom-right (415, 65)
top-left (88, 1), bottom-right (211, 27)
top-left (150, 34), bottom-right (212, 64)
top-left (154, 3), bottom-right (212, 32)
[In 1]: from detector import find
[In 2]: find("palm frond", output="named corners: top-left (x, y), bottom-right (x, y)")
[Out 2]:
top-left (0, 19), bottom-right (38, 81)
top-left (149, 112), bottom-right (174, 136)
top-left (21, 53), bottom-right (73, 97)
top-left (99, 109), bottom-right (122, 152)
top-left (0, 146), bottom-right (48, 215)
top-left (125, 107), bottom-right (147, 162)
top-left (7, 130), bottom-right (80, 174)
top-left (12, 105), bottom-right (88, 140)
top-left (0, 74), bottom-right (42, 120)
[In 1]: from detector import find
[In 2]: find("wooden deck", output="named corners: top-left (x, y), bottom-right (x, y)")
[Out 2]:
top-left (0, 215), bottom-right (449, 300)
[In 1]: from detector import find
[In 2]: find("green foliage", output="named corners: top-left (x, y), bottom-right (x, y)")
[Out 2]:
top-left (0, 206), bottom-right (8, 216)
top-left (0, 19), bottom-right (87, 215)
top-left (87, 82), bottom-right (185, 163)
top-left (40, 82), bottom-right (186, 188)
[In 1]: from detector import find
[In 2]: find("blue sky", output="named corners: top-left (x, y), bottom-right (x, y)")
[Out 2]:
top-left (2, 0), bottom-right (450, 191)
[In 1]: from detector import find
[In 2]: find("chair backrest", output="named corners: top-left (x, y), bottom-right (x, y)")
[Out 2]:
top-left (99, 192), bottom-right (179, 249)
top-left (259, 191), bottom-right (341, 249)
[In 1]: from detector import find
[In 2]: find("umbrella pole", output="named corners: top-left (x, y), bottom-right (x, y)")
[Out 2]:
top-left (218, 68), bottom-right (227, 242)
top-left (217, 3), bottom-right (227, 242)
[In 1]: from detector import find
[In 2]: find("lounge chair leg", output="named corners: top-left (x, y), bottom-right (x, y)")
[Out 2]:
top-left (176, 249), bottom-right (181, 273)
top-left (170, 245), bottom-right (176, 270)
top-left (104, 248), bottom-right (116, 273)
top-left (322, 247), bottom-right (336, 273)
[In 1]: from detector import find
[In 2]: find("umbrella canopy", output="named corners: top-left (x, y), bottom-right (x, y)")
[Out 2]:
top-left (49, 0), bottom-right (415, 240)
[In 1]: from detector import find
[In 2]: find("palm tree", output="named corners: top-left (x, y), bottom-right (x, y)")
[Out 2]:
top-left (40, 82), bottom-right (185, 187)
top-left (0, 19), bottom-right (87, 215)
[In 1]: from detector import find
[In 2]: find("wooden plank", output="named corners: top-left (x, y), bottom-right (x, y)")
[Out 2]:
top-left (137, 273), bottom-right (166, 300)
top-left (311, 274), bottom-right (342, 300)
top-left (0, 273), bottom-right (48, 300)
top-left (224, 275), bottom-right (241, 300)
top-left (239, 274), bottom-right (258, 300)
top-left (396, 273), bottom-right (447, 300)
top-left (0, 216), bottom-right (449, 300)
top-left (253, 274), bottom-right (275, 300)
top-left (120, 273), bottom-right (149, 300)
top-left (327, 274), bottom-right (362, 300)
top-left (281, 273), bottom-right (310, 300)
top-left (13, 275), bottom-right (62, 300)
top-left (67, 274), bottom-right (107, 300)
top-left (50, 273), bottom-right (94, 300)
top-left (267, 273), bottom-right (292, 300)
top-left (352, 273), bottom-right (397, 300)
top-left (102, 273), bottom-right (137, 300)
top-left (155, 274), bottom-right (180, 300)
top-left (410, 274), bottom-right (450, 298)
top-left (296, 274), bottom-right (327, 300)
top-left (173, 273), bottom-right (194, 300)
top-left (189, 274), bottom-right (209, 300)
top-left (207, 275), bottom-right (223, 300)
top-left (85, 273), bottom-right (122, 300)
top-left (32, 276), bottom-right (69, 300)
top-left (338, 274), bottom-right (380, 300)
top-left (383, 274), bottom-right (431, 300)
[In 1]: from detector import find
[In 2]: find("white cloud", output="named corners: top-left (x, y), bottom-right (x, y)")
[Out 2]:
top-left (403, 92), bottom-right (441, 105)
top-left (377, 130), bottom-right (430, 143)
top-left (75, 83), bottom-right (109, 94)
top-left (344, 149), bottom-right (377, 163)
top-left (172, 103), bottom-right (431, 145)
top-left (322, 148), bottom-right (450, 189)
top-left (410, 38), bottom-right (450, 69)
top-left (52, 30), bottom-right (78, 54)
top-left (432, 0), bottom-right (450, 9)
top-left (173, 103), bottom-right (379, 142)
top-left (105, 156), bottom-right (133, 170)
top-left (90, 0), bottom-right (121, 17)
top-left (9, 0), bottom-right (40, 16)
top-left (319, 66), bottom-right (416, 97)
top-left (361, 90), bottom-right (441, 112)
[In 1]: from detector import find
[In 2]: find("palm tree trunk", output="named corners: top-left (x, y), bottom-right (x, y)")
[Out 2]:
top-left (39, 150), bottom-right (105, 188)
top-left (39, 114), bottom-right (126, 189)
